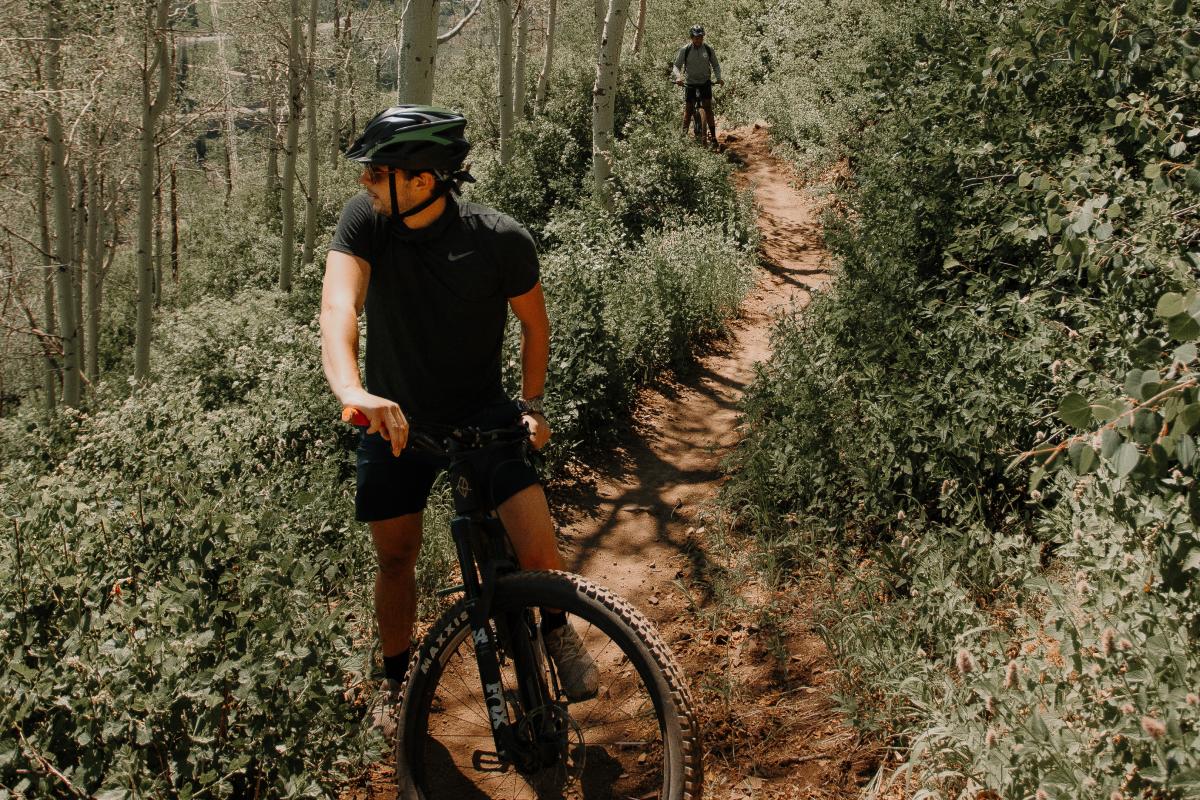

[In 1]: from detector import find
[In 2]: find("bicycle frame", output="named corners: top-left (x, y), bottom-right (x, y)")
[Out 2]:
top-left (427, 431), bottom-right (562, 774)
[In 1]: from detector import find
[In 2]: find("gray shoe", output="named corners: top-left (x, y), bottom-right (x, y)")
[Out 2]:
top-left (370, 677), bottom-right (403, 740)
top-left (544, 624), bottom-right (599, 701)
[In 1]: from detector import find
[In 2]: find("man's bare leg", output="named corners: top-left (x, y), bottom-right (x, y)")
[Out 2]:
top-left (702, 99), bottom-right (717, 144)
top-left (370, 513), bottom-right (425, 658)
top-left (498, 483), bottom-right (562, 571)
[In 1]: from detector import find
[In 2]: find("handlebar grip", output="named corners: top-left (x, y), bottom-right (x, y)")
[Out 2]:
top-left (341, 406), bottom-right (369, 427)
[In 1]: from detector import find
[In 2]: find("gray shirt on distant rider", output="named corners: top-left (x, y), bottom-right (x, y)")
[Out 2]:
top-left (673, 43), bottom-right (722, 86)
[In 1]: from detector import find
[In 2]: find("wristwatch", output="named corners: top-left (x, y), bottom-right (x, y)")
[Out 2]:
top-left (518, 395), bottom-right (545, 416)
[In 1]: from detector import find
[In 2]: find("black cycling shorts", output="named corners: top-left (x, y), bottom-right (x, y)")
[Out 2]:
top-left (355, 400), bottom-right (540, 522)
top-left (684, 82), bottom-right (713, 103)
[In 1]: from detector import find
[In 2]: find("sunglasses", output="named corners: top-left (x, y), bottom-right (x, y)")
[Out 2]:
top-left (362, 164), bottom-right (394, 182)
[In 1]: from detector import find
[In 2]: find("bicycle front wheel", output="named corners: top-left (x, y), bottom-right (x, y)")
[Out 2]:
top-left (399, 570), bottom-right (702, 800)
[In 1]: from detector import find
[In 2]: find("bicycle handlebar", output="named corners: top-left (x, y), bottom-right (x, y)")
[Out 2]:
top-left (340, 406), bottom-right (530, 456)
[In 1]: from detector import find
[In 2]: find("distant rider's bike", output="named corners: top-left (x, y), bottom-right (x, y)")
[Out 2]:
top-left (342, 409), bottom-right (703, 799)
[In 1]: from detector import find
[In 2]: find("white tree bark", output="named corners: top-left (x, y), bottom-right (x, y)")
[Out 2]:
top-left (85, 156), bottom-right (101, 384)
top-left (513, 0), bottom-right (529, 119)
top-left (210, 0), bottom-right (239, 198)
top-left (398, 0), bottom-right (438, 104)
top-left (302, 0), bottom-right (319, 266)
top-left (591, 0), bottom-right (629, 211)
top-left (497, 0), bottom-right (514, 164)
top-left (134, 0), bottom-right (171, 382)
top-left (279, 0), bottom-right (302, 292)
top-left (534, 0), bottom-right (556, 111)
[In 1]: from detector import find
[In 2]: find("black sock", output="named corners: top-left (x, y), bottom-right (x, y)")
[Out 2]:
top-left (541, 610), bottom-right (568, 633)
top-left (384, 648), bottom-right (411, 683)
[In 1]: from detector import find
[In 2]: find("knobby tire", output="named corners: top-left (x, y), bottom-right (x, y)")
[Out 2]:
top-left (399, 570), bottom-right (702, 800)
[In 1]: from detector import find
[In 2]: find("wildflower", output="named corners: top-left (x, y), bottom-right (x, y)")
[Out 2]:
top-left (1030, 489), bottom-right (1043, 502)
top-left (1036, 790), bottom-right (1049, 800)
top-left (897, 510), bottom-right (906, 521)
top-left (1186, 693), bottom-right (1199, 706)
top-left (1072, 528), bottom-right (1083, 543)
top-left (1120, 702), bottom-right (1135, 715)
top-left (985, 696), bottom-right (995, 714)
top-left (1004, 660), bottom-right (1019, 689)
top-left (1110, 792), bottom-right (1124, 800)
top-left (1100, 628), bottom-right (1116, 656)
top-left (1076, 577), bottom-right (1090, 596)
top-left (1141, 716), bottom-right (1167, 739)
top-left (1118, 638), bottom-right (1133, 651)
top-left (956, 648), bottom-right (976, 675)
top-left (985, 728), bottom-right (998, 747)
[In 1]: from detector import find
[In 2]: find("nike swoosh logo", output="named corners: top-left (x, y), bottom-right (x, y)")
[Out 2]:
top-left (446, 250), bottom-right (475, 262)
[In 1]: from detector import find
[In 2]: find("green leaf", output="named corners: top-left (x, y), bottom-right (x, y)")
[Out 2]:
top-left (1174, 342), bottom-right (1197, 364)
top-left (1181, 404), bottom-right (1200, 431)
top-left (1094, 221), bottom-right (1113, 241)
top-left (1168, 313), bottom-right (1200, 341)
top-left (1047, 213), bottom-right (1063, 234)
top-left (1093, 397), bottom-right (1127, 423)
top-left (1115, 442), bottom-right (1141, 477)
top-left (1157, 293), bottom-right (1187, 319)
top-left (1132, 336), bottom-right (1164, 365)
top-left (1071, 207), bottom-right (1094, 234)
top-left (1169, 141), bottom-right (1187, 158)
top-left (1018, 171), bottom-right (1033, 188)
top-left (1145, 162), bottom-right (1161, 179)
top-left (1174, 0), bottom-right (1191, 17)
top-left (1069, 442), bottom-right (1098, 474)
top-left (1101, 428), bottom-right (1122, 457)
top-left (1002, 218), bottom-right (1020, 233)
top-left (1178, 435), bottom-right (1196, 468)
top-left (1058, 392), bottom-right (1092, 428)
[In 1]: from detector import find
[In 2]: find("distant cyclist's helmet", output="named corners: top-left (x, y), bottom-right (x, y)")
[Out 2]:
top-left (345, 105), bottom-right (471, 173)
top-left (689, 24), bottom-right (705, 37)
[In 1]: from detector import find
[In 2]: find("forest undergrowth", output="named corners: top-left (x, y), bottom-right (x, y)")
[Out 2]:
top-left (720, 0), bottom-right (1200, 797)
top-left (0, 27), bottom-right (756, 800)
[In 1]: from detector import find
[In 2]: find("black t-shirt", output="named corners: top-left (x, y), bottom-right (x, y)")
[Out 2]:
top-left (329, 192), bottom-right (539, 423)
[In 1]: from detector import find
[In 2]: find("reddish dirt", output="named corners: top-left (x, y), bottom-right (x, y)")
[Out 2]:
top-left (550, 124), bottom-right (877, 799)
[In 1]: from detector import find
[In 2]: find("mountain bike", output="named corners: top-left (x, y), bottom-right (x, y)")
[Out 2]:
top-left (343, 409), bottom-right (703, 799)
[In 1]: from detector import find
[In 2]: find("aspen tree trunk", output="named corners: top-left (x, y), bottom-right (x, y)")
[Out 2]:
top-left (632, 0), bottom-right (646, 54)
top-left (72, 163), bottom-right (86, 362)
top-left (210, 0), bottom-right (239, 200)
top-left (266, 80), bottom-right (280, 213)
top-left (497, 0), bottom-right (514, 164)
top-left (534, 0), bottom-right (556, 111)
top-left (302, 0), bottom-right (319, 266)
top-left (46, 5), bottom-right (80, 406)
top-left (154, 144), bottom-right (164, 307)
top-left (135, 0), bottom-right (172, 381)
top-left (330, 0), bottom-right (343, 169)
top-left (170, 163), bottom-right (179, 283)
top-left (398, 0), bottom-right (438, 104)
top-left (513, 1), bottom-right (529, 119)
top-left (35, 143), bottom-right (57, 412)
top-left (279, 0), bottom-right (302, 292)
top-left (85, 158), bottom-right (101, 384)
top-left (591, 0), bottom-right (629, 211)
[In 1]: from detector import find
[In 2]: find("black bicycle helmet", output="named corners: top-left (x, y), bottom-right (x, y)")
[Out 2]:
top-left (345, 105), bottom-right (473, 224)
top-left (689, 24), bottom-right (705, 36)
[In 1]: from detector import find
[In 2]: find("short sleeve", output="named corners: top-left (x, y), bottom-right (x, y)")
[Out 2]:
top-left (496, 219), bottom-right (540, 298)
top-left (329, 193), bottom-right (379, 263)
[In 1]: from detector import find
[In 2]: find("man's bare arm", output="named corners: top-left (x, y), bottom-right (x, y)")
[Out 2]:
top-left (509, 282), bottom-right (551, 449)
top-left (320, 250), bottom-right (409, 454)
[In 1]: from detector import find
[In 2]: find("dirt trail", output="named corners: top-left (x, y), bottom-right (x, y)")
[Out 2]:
top-left (553, 124), bottom-right (875, 799)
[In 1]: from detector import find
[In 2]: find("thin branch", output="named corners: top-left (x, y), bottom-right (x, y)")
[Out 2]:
top-left (437, 0), bottom-right (483, 44)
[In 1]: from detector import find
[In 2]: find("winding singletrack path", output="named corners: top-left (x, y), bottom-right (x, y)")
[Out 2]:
top-left (554, 125), bottom-right (874, 799)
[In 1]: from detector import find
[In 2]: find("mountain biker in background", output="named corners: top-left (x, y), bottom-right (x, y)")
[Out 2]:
top-left (673, 24), bottom-right (724, 148)
top-left (319, 106), bottom-right (598, 757)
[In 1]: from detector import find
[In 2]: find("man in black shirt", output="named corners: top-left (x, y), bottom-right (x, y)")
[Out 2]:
top-left (319, 107), bottom-right (597, 756)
